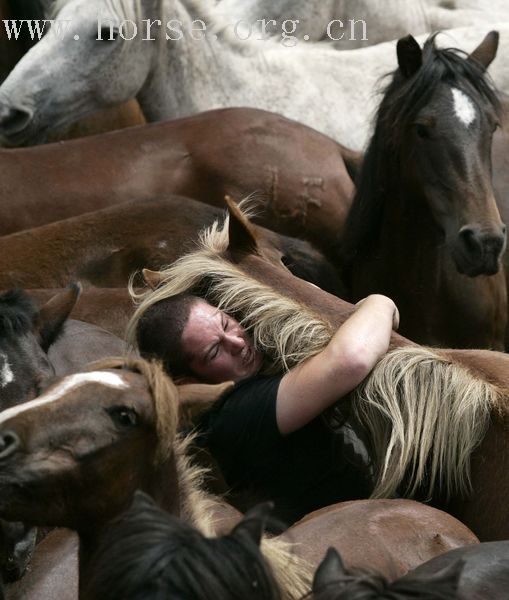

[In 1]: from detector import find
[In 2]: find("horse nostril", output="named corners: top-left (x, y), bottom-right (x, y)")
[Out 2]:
top-left (0, 431), bottom-right (20, 459)
top-left (459, 227), bottom-right (481, 255)
top-left (0, 105), bottom-right (32, 135)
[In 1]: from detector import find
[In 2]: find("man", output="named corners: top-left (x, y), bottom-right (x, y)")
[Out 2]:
top-left (136, 293), bottom-right (399, 524)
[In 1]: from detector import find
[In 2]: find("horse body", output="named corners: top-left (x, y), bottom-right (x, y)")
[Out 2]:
top-left (217, 0), bottom-right (509, 49)
top-left (0, 108), bottom-right (355, 251)
top-left (2, 0), bottom-right (509, 149)
top-left (284, 499), bottom-right (478, 581)
top-left (0, 196), bottom-right (343, 295)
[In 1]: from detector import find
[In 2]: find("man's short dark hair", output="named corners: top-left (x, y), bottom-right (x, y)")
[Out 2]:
top-left (136, 293), bottom-right (201, 378)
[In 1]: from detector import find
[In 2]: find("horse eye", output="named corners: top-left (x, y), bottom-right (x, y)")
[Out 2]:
top-left (415, 123), bottom-right (431, 139)
top-left (107, 407), bottom-right (138, 427)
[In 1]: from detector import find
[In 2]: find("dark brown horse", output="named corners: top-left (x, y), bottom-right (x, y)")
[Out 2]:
top-left (0, 196), bottom-right (343, 295)
top-left (135, 200), bottom-right (509, 541)
top-left (0, 108), bottom-right (356, 251)
top-left (341, 32), bottom-right (507, 350)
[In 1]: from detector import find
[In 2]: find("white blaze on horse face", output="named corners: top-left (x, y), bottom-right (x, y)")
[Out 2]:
top-left (0, 353), bottom-right (14, 388)
top-left (0, 371), bottom-right (129, 425)
top-left (451, 87), bottom-right (476, 127)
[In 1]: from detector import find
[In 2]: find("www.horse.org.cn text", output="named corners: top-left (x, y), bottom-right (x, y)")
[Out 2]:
top-left (2, 17), bottom-right (368, 47)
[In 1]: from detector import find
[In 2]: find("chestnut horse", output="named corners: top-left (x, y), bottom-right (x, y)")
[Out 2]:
top-left (130, 200), bottom-right (509, 541)
top-left (0, 359), bottom-right (478, 600)
top-left (0, 358), bottom-right (311, 600)
top-left (0, 108), bottom-right (356, 252)
top-left (341, 32), bottom-right (508, 350)
top-left (0, 197), bottom-right (343, 295)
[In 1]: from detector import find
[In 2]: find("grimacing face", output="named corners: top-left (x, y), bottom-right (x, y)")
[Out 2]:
top-left (180, 300), bottom-right (263, 383)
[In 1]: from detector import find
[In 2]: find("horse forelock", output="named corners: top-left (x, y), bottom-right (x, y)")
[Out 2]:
top-left (341, 32), bottom-right (502, 268)
top-left (128, 205), bottom-right (334, 375)
top-left (0, 289), bottom-right (37, 339)
top-left (87, 357), bottom-right (179, 465)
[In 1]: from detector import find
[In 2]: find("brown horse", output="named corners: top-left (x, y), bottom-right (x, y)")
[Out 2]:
top-left (0, 108), bottom-right (356, 250)
top-left (283, 499), bottom-right (477, 582)
top-left (131, 200), bottom-right (509, 541)
top-left (0, 358), bottom-right (310, 600)
top-left (0, 359), bottom-right (477, 600)
top-left (341, 32), bottom-right (507, 350)
top-left (0, 196), bottom-right (343, 295)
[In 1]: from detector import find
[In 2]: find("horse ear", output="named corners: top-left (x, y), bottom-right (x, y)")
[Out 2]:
top-left (469, 31), bottom-right (499, 70)
top-left (231, 502), bottom-right (273, 546)
top-left (142, 268), bottom-right (163, 290)
top-left (177, 381), bottom-right (234, 428)
top-left (313, 548), bottom-right (348, 591)
top-left (35, 282), bottom-right (81, 351)
top-left (226, 196), bottom-right (260, 256)
top-left (397, 35), bottom-right (422, 78)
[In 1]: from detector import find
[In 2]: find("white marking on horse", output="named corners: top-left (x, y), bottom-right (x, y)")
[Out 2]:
top-left (451, 87), bottom-right (476, 127)
top-left (0, 371), bottom-right (128, 424)
top-left (0, 353), bottom-right (14, 388)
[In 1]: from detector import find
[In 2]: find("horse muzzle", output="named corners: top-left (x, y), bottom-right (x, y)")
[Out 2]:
top-left (0, 102), bottom-right (34, 144)
top-left (453, 224), bottom-right (507, 277)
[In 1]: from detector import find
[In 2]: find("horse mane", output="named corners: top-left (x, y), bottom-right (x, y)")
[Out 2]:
top-left (84, 491), bottom-right (282, 600)
top-left (341, 32), bottom-right (502, 270)
top-left (86, 356), bottom-right (179, 465)
top-left (0, 289), bottom-right (37, 338)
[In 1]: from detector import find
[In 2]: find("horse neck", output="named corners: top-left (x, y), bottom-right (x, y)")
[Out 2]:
top-left (344, 134), bottom-right (443, 293)
top-left (138, 0), bottom-right (248, 119)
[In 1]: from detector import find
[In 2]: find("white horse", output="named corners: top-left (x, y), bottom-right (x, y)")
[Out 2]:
top-left (216, 0), bottom-right (509, 49)
top-left (0, 0), bottom-right (507, 150)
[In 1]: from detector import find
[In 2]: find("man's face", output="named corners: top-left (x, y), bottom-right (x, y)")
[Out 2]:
top-left (181, 300), bottom-right (263, 384)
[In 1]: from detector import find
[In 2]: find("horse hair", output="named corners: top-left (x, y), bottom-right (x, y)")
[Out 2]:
top-left (84, 491), bottom-right (281, 600)
top-left (0, 289), bottom-right (37, 338)
top-left (341, 33), bottom-right (502, 270)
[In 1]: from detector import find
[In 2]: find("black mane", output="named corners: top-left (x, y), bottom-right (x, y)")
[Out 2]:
top-left (84, 492), bottom-right (281, 600)
top-left (341, 33), bottom-right (502, 272)
top-left (0, 290), bottom-right (37, 337)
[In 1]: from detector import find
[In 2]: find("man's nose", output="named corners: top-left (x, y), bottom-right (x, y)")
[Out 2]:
top-left (224, 333), bottom-right (244, 354)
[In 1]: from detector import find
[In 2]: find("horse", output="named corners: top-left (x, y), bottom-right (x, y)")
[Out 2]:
top-left (0, 357), bottom-right (311, 600)
top-left (82, 492), bottom-right (281, 600)
top-left (283, 499), bottom-right (477, 582)
top-left (340, 32), bottom-right (508, 350)
top-left (2, 0), bottom-right (509, 150)
top-left (0, 196), bottom-right (344, 296)
top-left (0, 359), bottom-right (479, 600)
top-left (129, 199), bottom-right (509, 541)
top-left (216, 0), bottom-right (509, 49)
top-left (311, 546), bottom-right (461, 599)
top-left (0, 108), bottom-right (357, 251)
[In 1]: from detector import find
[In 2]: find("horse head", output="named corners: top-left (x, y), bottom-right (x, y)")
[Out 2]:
top-left (0, 284), bottom-right (80, 411)
top-left (0, 0), bottom-right (157, 145)
top-left (0, 357), bottom-right (230, 531)
top-left (357, 31), bottom-right (506, 278)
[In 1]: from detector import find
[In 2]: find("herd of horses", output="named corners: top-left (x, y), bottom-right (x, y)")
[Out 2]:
top-left (1, 0), bottom-right (509, 598)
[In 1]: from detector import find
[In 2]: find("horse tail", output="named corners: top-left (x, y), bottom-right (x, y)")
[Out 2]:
top-left (351, 347), bottom-right (499, 500)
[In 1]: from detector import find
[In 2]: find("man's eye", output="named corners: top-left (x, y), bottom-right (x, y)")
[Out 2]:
top-left (210, 345), bottom-right (220, 360)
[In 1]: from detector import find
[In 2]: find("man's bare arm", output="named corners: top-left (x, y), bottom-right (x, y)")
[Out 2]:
top-left (276, 294), bottom-right (399, 435)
